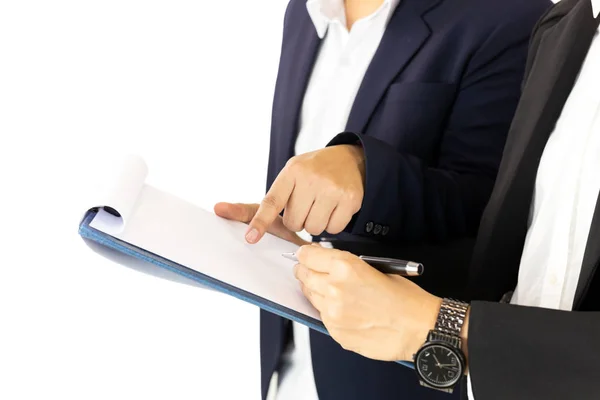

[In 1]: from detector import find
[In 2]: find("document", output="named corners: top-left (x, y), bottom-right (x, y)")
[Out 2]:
top-left (82, 155), bottom-right (321, 322)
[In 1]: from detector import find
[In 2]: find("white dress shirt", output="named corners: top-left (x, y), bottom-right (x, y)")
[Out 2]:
top-left (270, 1), bottom-right (400, 399)
top-left (468, 4), bottom-right (600, 397)
top-left (294, 0), bottom-right (400, 156)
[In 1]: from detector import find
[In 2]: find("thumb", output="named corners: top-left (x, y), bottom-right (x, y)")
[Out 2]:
top-left (214, 202), bottom-right (259, 223)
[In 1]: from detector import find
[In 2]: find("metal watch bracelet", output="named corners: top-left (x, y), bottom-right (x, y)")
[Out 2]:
top-left (434, 298), bottom-right (469, 336)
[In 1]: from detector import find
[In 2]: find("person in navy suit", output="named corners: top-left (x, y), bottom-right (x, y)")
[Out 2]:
top-left (215, 0), bottom-right (551, 399)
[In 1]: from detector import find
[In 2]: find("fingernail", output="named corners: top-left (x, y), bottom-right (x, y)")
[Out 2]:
top-left (246, 228), bottom-right (259, 243)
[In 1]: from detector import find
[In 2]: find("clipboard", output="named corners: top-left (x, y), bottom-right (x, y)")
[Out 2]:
top-left (78, 155), bottom-right (414, 369)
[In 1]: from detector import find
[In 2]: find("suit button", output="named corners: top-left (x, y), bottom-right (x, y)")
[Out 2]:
top-left (365, 221), bottom-right (374, 233)
top-left (382, 226), bottom-right (389, 236)
top-left (374, 224), bottom-right (382, 235)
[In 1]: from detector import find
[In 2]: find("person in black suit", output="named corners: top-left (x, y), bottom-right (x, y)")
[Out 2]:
top-left (215, 0), bottom-right (550, 399)
top-left (284, 0), bottom-right (600, 399)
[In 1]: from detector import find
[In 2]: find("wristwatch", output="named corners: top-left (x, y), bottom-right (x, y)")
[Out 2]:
top-left (413, 298), bottom-right (468, 393)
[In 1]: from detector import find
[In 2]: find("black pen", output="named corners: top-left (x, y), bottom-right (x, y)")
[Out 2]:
top-left (281, 252), bottom-right (423, 276)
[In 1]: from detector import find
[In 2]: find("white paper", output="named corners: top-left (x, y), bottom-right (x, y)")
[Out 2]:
top-left (87, 159), bottom-right (320, 321)
top-left (86, 154), bottom-right (148, 233)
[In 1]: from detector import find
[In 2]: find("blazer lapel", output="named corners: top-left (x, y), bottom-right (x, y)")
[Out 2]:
top-left (468, 0), bottom-right (599, 301)
top-left (278, 11), bottom-right (321, 158)
top-left (344, 0), bottom-right (441, 133)
top-left (493, 0), bottom-right (597, 193)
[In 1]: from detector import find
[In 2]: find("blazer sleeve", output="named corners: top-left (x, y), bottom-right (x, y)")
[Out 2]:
top-left (327, 6), bottom-right (548, 243)
top-left (467, 301), bottom-right (600, 399)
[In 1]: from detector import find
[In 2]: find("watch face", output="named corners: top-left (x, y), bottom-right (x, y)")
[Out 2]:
top-left (415, 343), bottom-right (463, 388)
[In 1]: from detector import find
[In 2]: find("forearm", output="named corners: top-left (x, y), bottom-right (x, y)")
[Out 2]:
top-left (465, 301), bottom-right (600, 398)
top-left (328, 133), bottom-right (495, 243)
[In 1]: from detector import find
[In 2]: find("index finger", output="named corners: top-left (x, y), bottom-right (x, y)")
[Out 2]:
top-left (246, 172), bottom-right (295, 243)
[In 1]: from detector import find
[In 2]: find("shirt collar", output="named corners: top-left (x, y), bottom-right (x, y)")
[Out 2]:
top-left (593, 0), bottom-right (600, 19)
top-left (306, 0), bottom-right (401, 39)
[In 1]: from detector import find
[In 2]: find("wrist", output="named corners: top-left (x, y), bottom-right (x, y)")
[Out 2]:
top-left (341, 144), bottom-right (366, 183)
top-left (413, 298), bottom-right (469, 392)
top-left (407, 294), bottom-right (443, 360)
top-left (460, 307), bottom-right (470, 371)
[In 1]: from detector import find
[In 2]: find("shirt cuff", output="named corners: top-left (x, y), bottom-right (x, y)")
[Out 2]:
top-left (467, 372), bottom-right (475, 399)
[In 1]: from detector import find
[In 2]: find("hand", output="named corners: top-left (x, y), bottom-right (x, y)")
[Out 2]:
top-left (293, 245), bottom-right (442, 362)
top-left (214, 202), bottom-right (310, 246)
top-left (245, 145), bottom-right (366, 244)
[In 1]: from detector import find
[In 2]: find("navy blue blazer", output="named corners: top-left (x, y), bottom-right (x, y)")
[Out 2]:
top-left (262, 0), bottom-right (551, 399)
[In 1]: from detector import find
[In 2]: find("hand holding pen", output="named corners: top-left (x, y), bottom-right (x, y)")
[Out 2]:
top-left (282, 252), bottom-right (423, 276)
top-left (287, 245), bottom-right (437, 362)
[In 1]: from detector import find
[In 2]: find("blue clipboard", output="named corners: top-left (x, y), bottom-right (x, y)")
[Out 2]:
top-left (79, 208), bottom-right (414, 369)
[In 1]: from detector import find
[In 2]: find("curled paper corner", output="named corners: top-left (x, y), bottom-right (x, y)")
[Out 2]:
top-left (91, 207), bottom-right (126, 235)
top-left (120, 153), bottom-right (149, 175)
top-left (80, 153), bottom-right (150, 235)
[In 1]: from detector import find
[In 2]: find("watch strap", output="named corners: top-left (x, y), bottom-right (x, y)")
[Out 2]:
top-left (428, 330), bottom-right (462, 349)
top-left (419, 381), bottom-right (454, 394)
top-left (434, 298), bottom-right (468, 336)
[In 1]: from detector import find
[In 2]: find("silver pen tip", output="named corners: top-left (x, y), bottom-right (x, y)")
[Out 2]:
top-left (281, 252), bottom-right (298, 261)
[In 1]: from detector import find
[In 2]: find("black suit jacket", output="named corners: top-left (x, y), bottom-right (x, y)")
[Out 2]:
top-left (466, 0), bottom-right (600, 398)
top-left (262, 0), bottom-right (550, 399)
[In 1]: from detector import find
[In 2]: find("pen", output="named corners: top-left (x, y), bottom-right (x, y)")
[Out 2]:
top-left (281, 252), bottom-right (423, 276)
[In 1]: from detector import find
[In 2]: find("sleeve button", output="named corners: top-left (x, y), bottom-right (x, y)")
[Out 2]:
top-left (365, 221), bottom-right (374, 233)
top-left (381, 226), bottom-right (389, 236)
top-left (373, 224), bottom-right (382, 235)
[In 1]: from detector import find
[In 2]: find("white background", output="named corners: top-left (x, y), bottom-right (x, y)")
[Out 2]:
top-left (0, 1), bottom-right (288, 398)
